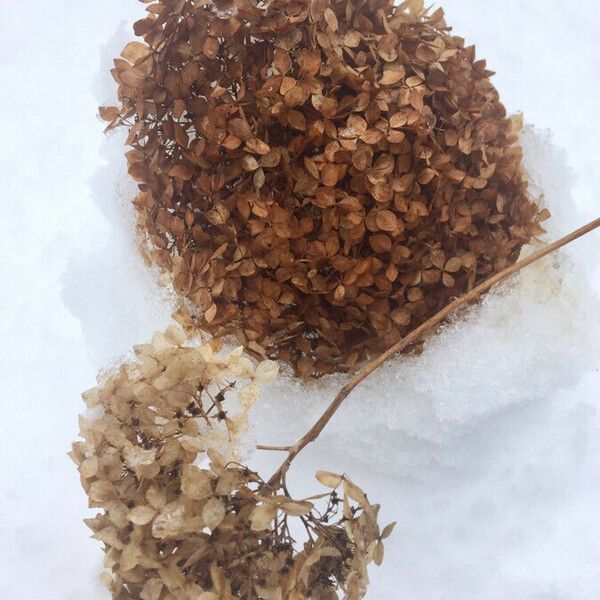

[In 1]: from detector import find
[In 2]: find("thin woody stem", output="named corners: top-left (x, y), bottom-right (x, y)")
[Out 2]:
top-left (256, 444), bottom-right (293, 452)
top-left (266, 217), bottom-right (600, 488)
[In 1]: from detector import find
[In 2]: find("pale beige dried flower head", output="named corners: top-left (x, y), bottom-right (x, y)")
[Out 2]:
top-left (72, 325), bottom-right (390, 599)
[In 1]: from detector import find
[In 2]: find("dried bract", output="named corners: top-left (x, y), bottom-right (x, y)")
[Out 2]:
top-left (104, 0), bottom-right (548, 376)
top-left (71, 326), bottom-right (387, 599)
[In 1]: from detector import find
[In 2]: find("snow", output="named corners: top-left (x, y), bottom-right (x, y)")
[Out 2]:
top-left (0, 1), bottom-right (599, 599)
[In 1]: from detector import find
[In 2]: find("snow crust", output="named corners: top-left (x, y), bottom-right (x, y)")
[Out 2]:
top-left (1, 1), bottom-right (599, 599)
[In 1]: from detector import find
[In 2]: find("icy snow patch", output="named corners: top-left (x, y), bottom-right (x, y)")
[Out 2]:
top-left (61, 25), bottom-right (173, 368)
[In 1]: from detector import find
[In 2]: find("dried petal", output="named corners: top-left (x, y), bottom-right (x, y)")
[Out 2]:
top-left (250, 503), bottom-right (277, 531)
top-left (202, 498), bottom-right (226, 530)
top-left (316, 471), bottom-right (343, 488)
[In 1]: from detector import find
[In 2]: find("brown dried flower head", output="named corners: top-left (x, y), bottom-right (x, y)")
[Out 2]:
top-left (71, 326), bottom-right (389, 599)
top-left (103, 0), bottom-right (549, 376)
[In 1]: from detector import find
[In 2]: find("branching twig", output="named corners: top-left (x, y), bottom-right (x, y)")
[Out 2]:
top-left (265, 217), bottom-right (600, 488)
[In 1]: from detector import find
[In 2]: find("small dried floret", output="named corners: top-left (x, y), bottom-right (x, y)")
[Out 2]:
top-left (72, 327), bottom-right (389, 599)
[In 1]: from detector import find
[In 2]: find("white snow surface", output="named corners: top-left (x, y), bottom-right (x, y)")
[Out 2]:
top-left (1, 1), bottom-right (599, 599)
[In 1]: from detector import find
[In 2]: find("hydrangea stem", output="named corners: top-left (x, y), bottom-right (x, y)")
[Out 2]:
top-left (266, 217), bottom-right (600, 488)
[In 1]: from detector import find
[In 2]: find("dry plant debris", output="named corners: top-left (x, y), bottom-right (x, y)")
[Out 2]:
top-left (103, 0), bottom-right (549, 376)
top-left (71, 325), bottom-right (389, 599)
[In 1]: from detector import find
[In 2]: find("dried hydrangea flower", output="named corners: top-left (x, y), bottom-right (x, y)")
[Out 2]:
top-left (71, 326), bottom-right (389, 599)
top-left (102, 0), bottom-right (549, 376)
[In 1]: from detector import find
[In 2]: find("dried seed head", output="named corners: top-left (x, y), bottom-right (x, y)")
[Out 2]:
top-left (72, 327), bottom-right (388, 599)
top-left (104, 0), bottom-right (548, 377)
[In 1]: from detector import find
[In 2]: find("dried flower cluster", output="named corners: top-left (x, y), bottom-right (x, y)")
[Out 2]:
top-left (71, 326), bottom-right (389, 599)
top-left (102, 0), bottom-right (548, 376)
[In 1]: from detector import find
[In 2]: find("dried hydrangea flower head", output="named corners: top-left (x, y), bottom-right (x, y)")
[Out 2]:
top-left (103, 0), bottom-right (549, 376)
top-left (71, 326), bottom-right (390, 599)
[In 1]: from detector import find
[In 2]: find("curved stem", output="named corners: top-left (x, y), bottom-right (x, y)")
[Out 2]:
top-left (266, 217), bottom-right (600, 488)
